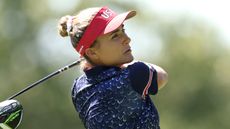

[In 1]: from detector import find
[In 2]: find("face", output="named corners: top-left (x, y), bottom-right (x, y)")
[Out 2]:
top-left (89, 25), bottom-right (134, 66)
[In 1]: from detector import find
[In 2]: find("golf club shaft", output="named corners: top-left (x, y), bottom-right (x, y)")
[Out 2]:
top-left (7, 58), bottom-right (83, 100)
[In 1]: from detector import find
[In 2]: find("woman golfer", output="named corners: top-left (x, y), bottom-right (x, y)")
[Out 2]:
top-left (58, 6), bottom-right (168, 129)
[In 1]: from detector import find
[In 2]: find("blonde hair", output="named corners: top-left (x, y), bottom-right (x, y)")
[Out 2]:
top-left (58, 7), bottom-right (101, 70)
top-left (58, 7), bottom-right (100, 48)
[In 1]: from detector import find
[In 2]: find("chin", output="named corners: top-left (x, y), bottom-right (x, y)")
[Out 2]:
top-left (125, 55), bottom-right (134, 63)
top-left (115, 54), bottom-right (134, 66)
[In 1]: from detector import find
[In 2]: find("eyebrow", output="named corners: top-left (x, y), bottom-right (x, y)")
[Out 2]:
top-left (109, 24), bottom-right (124, 36)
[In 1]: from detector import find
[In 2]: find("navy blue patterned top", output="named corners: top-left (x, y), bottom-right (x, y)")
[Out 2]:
top-left (71, 62), bottom-right (160, 129)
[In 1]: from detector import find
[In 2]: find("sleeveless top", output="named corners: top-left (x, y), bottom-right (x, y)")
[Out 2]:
top-left (71, 62), bottom-right (160, 129)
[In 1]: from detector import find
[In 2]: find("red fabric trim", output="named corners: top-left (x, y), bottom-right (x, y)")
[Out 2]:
top-left (142, 67), bottom-right (153, 98)
top-left (76, 6), bottom-right (117, 55)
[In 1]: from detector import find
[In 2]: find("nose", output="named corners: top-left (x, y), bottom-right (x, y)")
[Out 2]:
top-left (122, 34), bottom-right (131, 45)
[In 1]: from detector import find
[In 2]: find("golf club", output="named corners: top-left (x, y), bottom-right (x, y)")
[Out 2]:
top-left (0, 100), bottom-right (23, 129)
top-left (0, 58), bottom-right (84, 129)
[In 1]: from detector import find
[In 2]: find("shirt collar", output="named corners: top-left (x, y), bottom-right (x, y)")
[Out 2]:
top-left (84, 66), bottom-right (121, 83)
top-left (85, 66), bottom-right (112, 77)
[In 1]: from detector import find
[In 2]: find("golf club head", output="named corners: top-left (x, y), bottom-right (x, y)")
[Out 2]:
top-left (0, 100), bottom-right (23, 129)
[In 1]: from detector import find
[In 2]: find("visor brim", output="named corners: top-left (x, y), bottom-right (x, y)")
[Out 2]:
top-left (103, 10), bottom-right (136, 34)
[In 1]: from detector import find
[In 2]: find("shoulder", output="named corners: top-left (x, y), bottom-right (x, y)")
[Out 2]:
top-left (72, 75), bottom-right (87, 95)
top-left (127, 61), bottom-right (149, 71)
top-left (125, 61), bottom-right (158, 96)
top-left (126, 61), bottom-right (156, 76)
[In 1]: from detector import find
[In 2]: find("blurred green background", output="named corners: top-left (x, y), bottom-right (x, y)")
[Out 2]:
top-left (1, 0), bottom-right (230, 129)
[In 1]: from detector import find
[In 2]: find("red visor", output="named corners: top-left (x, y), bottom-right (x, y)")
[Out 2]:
top-left (76, 6), bottom-right (136, 56)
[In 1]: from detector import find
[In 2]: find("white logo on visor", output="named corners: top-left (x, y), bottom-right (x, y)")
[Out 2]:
top-left (101, 9), bottom-right (112, 19)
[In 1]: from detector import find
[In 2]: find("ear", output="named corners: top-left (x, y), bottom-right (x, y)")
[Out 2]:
top-left (84, 48), bottom-right (98, 60)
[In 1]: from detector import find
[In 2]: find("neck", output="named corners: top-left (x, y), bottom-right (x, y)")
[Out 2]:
top-left (81, 61), bottom-right (95, 71)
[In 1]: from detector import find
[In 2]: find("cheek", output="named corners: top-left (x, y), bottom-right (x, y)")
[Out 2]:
top-left (100, 48), bottom-right (119, 59)
top-left (99, 43), bottom-right (121, 55)
top-left (97, 46), bottom-right (121, 62)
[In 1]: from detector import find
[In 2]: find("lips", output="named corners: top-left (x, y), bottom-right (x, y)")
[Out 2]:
top-left (124, 48), bottom-right (132, 54)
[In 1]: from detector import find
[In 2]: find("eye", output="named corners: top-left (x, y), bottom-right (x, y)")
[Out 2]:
top-left (111, 33), bottom-right (119, 39)
top-left (110, 27), bottom-right (125, 40)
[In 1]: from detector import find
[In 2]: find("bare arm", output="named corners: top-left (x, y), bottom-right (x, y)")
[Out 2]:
top-left (151, 64), bottom-right (168, 90)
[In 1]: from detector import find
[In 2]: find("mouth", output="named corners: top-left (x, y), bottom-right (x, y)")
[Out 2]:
top-left (124, 48), bottom-right (132, 54)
